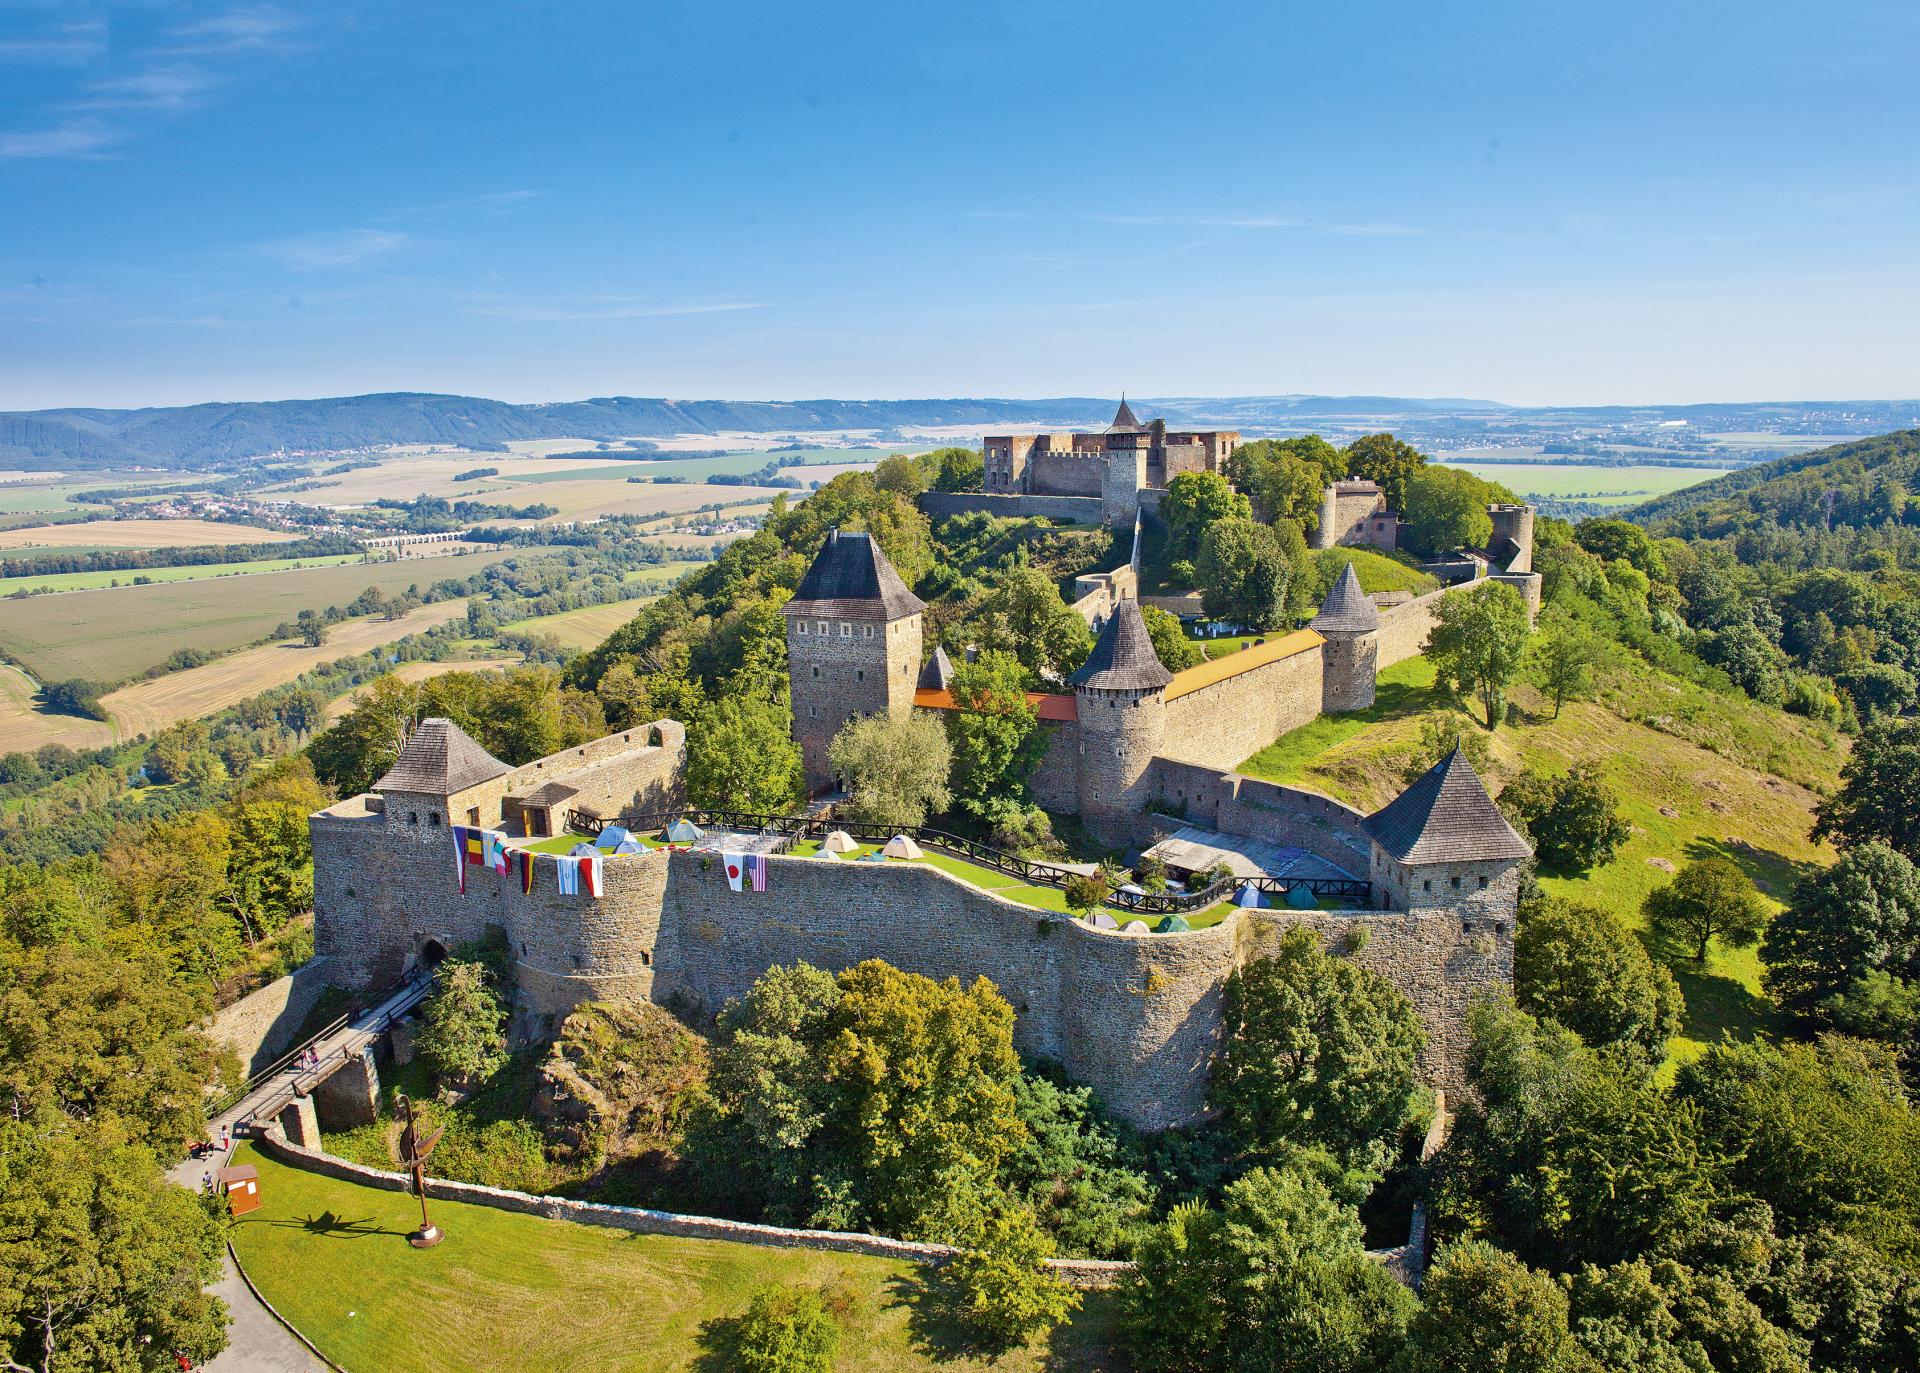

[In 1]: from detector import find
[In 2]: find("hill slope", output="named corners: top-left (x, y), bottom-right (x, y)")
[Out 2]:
top-left (1632, 427), bottom-right (1920, 534)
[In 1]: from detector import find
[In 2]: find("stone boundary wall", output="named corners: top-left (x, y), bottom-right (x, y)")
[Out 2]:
top-left (1147, 760), bottom-right (1375, 875)
top-left (316, 808), bottom-right (1504, 1128)
top-left (250, 1128), bottom-right (1126, 1289)
top-left (208, 956), bottom-right (336, 1076)
top-left (1376, 585), bottom-right (1451, 667)
top-left (917, 492), bottom-right (1105, 525)
top-left (1160, 642), bottom-right (1325, 773)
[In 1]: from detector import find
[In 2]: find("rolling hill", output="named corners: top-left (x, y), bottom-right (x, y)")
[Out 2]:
top-left (1631, 428), bottom-right (1920, 535)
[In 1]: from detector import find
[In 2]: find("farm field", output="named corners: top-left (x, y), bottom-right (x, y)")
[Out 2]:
top-left (1443, 461), bottom-right (1731, 506)
top-left (228, 1144), bottom-right (1120, 1373)
top-left (505, 600), bottom-right (653, 652)
top-left (0, 472), bottom-right (187, 514)
top-left (1237, 654), bottom-right (1841, 1068)
top-left (0, 518), bottom-right (300, 550)
top-left (0, 546), bottom-right (544, 685)
top-left (322, 655), bottom-right (522, 723)
top-left (0, 551), bottom-right (365, 595)
top-left (503, 478), bottom-right (790, 522)
top-left (0, 662), bottom-right (113, 752)
top-left (93, 599), bottom-right (474, 743)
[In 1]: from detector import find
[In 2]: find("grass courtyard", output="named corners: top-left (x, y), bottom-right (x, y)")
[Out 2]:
top-left (225, 1144), bottom-right (1121, 1372)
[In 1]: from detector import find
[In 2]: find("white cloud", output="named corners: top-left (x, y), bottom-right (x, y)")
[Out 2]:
top-left (256, 229), bottom-right (411, 271)
top-left (0, 18), bottom-right (108, 66)
top-left (72, 66), bottom-right (218, 112)
top-left (0, 118), bottom-right (120, 159)
top-left (465, 295), bottom-right (768, 322)
top-left (163, 5), bottom-right (304, 56)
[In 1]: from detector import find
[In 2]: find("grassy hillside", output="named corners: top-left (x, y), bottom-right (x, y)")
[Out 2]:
top-left (1240, 655), bottom-right (1842, 1065)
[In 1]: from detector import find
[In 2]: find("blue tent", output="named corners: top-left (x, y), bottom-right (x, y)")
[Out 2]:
top-left (611, 838), bottom-right (644, 854)
top-left (1234, 882), bottom-right (1272, 909)
top-left (569, 842), bottom-right (598, 857)
top-left (1286, 883), bottom-right (1319, 909)
top-left (595, 825), bottom-right (635, 851)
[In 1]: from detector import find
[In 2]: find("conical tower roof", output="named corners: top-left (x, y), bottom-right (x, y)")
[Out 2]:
top-left (1366, 746), bottom-right (1531, 864)
top-left (1108, 397), bottom-right (1143, 433)
top-left (1069, 598), bottom-right (1172, 691)
top-left (785, 528), bottom-right (926, 619)
top-left (1310, 563), bottom-right (1380, 635)
top-left (374, 718), bottom-right (511, 796)
top-left (918, 645), bottom-right (956, 690)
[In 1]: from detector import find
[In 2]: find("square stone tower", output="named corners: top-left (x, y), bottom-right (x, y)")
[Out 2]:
top-left (1364, 746), bottom-right (1533, 921)
top-left (783, 528), bottom-right (926, 794)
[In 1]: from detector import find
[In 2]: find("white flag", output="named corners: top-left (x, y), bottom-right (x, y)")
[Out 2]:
top-left (722, 851), bottom-right (745, 892)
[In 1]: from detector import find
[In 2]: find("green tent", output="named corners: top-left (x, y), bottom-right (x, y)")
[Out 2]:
top-left (1156, 913), bottom-right (1192, 933)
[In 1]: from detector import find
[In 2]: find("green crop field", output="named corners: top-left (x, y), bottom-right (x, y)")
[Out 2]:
top-left (0, 551), bottom-right (365, 595)
top-left (0, 546), bottom-right (551, 685)
top-left (227, 1144), bottom-right (1120, 1372)
top-left (1442, 462), bottom-right (1731, 506)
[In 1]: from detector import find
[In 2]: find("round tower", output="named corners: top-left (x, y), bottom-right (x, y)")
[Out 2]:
top-left (1069, 598), bottom-right (1171, 846)
top-left (1311, 562), bottom-right (1380, 713)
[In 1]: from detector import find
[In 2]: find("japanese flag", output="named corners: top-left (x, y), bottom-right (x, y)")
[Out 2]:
top-left (722, 851), bottom-right (745, 892)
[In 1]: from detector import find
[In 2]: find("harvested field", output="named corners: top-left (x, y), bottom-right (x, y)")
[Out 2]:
top-left (0, 546), bottom-right (544, 684)
top-left (0, 519), bottom-right (300, 550)
top-left (505, 601), bottom-right (649, 652)
top-left (99, 601), bottom-right (473, 740)
top-left (0, 663), bottom-right (114, 753)
top-left (507, 479), bottom-right (789, 521)
top-left (322, 656), bottom-right (522, 723)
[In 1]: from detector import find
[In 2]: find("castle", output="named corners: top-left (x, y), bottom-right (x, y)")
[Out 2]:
top-left (311, 507), bottom-right (1540, 1130)
top-left (982, 400), bottom-right (1241, 522)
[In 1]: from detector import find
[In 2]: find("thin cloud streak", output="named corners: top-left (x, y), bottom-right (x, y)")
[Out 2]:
top-left (465, 296), bottom-right (769, 322)
top-left (0, 118), bottom-right (121, 159)
top-left (160, 5), bottom-right (306, 56)
top-left (255, 229), bottom-right (411, 270)
top-left (0, 18), bottom-right (108, 66)
top-left (71, 66), bottom-right (219, 113)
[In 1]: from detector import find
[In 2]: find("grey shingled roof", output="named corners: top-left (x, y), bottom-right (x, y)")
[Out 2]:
top-left (1108, 397), bottom-right (1143, 432)
top-left (1310, 562), bottom-right (1380, 635)
top-left (1069, 598), bottom-right (1173, 691)
top-left (1366, 747), bottom-right (1532, 864)
top-left (373, 718), bottom-right (511, 796)
top-left (784, 529), bottom-right (926, 619)
top-left (918, 645), bottom-right (955, 690)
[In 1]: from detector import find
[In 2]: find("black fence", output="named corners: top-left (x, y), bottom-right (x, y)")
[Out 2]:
top-left (565, 807), bottom-right (1371, 917)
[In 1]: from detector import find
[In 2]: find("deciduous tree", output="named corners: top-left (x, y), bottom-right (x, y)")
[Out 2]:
top-left (1643, 857), bottom-right (1768, 964)
top-left (1425, 580), bottom-right (1532, 728)
top-left (1514, 897), bottom-right (1683, 1064)
top-left (687, 695), bottom-right (803, 814)
top-left (828, 710), bottom-right (951, 827)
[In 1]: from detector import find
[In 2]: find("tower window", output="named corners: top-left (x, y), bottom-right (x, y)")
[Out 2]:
top-left (1423, 880), bottom-right (1432, 892)
top-left (797, 621), bottom-right (808, 635)
top-left (1451, 876), bottom-right (1461, 889)
top-left (817, 621), bottom-right (828, 635)
top-left (812, 665), bottom-right (820, 678)
top-left (841, 622), bottom-right (852, 638)
top-left (855, 669), bottom-right (865, 682)
top-left (407, 811), bottom-right (418, 825)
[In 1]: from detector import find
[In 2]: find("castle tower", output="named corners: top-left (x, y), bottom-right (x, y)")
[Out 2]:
top-left (1364, 746), bottom-right (1532, 918)
top-left (1311, 562), bottom-right (1380, 713)
top-left (783, 528), bottom-right (926, 794)
top-left (1069, 597), bottom-right (1172, 845)
top-left (373, 717), bottom-right (512, 831)
top-left (1486, 503), bottom-right (1543, 622)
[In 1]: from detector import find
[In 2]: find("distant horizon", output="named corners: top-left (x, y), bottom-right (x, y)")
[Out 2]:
top-left (9, 385), bottom-right (1920, 419)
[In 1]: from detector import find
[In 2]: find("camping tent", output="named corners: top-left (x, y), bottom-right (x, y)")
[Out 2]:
top-left (611, 838), bottom-right (644, 854)
top-left (1286, 883), bottom-right (1319, 910)
top-left (1121, 920), bottom-right (1151, 935)
top-left (1156, 913), bottom-right (1192, 933)
top-left (569, 842), bottom-right (598, 857)
top-left (882, 834), bottom-right (924, 860)
top-left (1234, 883), bottom-right (1272, 909)
top-left (595, 825), bottom-right (635, 851)
top-left (1089, 911), bottom-right (1119, 930)
top-left (665, 818), bottom-right (704, 844)
top-left (823, 830), bottom-right (858, 854)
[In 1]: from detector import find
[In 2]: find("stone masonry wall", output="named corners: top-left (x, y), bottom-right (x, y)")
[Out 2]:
top-left (1027, 448), bottom-right (1106, 498)
top-left (1147, 760), bottom-right (1376, 876)
top-left (207, 956), bottom-right (336, 1075)
top-left (1159, 643), bottom-right (1326, 772)
top-left (917, 492), bottom-right (1105, 525)
top-left (312, 812), bottom-right (1503, 1128)
top-left (1376, 586), bottom-right (1450, 667)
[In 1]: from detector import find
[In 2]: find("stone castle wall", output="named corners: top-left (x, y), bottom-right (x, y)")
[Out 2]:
top-left (1160, 643), bottom-right (1326, 773)
top-left (312, 820), bottom-right (1506, 1130)
top-left (1026, 449), bottom-right (1106, 498)
top-left (208, 956), bottom-right (337, 1075)
top-left (1147, 760), bottom-right (1376, 876)
top-left (1375, 585), bottom-right (1450, 668)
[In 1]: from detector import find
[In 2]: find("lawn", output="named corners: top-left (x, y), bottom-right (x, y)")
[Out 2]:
top-left (0, 545), bottom-right (547, 684)
top-left (1310, 547), bottom-right (1439, 596)
top-left (226, 1143), bottom-right (1121, 1373)
top-left (1235, 653), bottom-right (1841, 1067)
top-left (0, 551), bottom-right (364, 595)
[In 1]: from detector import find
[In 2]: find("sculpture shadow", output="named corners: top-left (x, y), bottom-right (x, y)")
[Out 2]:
top-left (247, 1209), bottom-right (405, 1241)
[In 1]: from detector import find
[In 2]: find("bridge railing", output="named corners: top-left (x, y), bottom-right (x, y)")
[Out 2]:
top-left (564, 808), bottom-right (1371, 917)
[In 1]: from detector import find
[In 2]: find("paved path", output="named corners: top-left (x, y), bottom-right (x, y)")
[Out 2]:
top-left (168, 972), bottom-right (431, 1372)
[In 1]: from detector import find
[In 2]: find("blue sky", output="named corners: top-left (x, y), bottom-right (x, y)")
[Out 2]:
top-left (2, 1), bottom-right (1917, 410)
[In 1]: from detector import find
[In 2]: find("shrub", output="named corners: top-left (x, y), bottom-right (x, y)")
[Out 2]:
top-left (734, 1284), bottom-right (839, 1373)
top-left (942, 1203), bottom-right (1081, 1346)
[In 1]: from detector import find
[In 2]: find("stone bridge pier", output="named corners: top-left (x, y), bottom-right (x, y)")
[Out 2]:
top-left (280, 1044), bottom-right (383, 1150)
